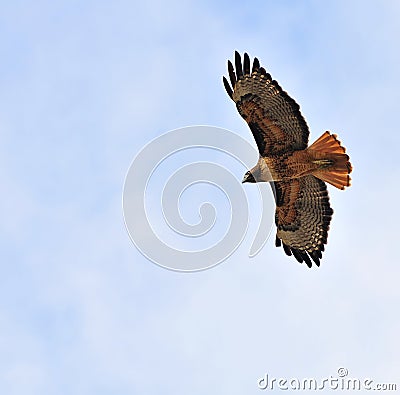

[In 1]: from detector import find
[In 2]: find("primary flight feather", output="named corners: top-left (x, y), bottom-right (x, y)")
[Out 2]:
top-left (223, 51), bottom-right (352, 267)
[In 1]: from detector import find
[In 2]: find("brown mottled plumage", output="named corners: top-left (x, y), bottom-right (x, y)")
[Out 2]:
top-left (223, 51), bottom-right (352, 267)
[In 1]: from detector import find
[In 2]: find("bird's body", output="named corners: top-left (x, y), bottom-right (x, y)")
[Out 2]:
top-left (223, 51), bottom-right (352, 267)
top-left (251, 139), bottom-right (350, 183)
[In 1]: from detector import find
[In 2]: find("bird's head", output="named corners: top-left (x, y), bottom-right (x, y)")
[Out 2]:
top-left (242, 170), bottom-right (256, 183)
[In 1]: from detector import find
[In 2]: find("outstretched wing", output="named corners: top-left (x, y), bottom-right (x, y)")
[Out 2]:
top-left (272, 176), bottom-right (333, 267)
top-left (223, 51), bottom-right (309, 156)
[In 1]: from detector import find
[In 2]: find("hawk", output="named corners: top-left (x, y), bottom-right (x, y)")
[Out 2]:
top-left (223, 51), bottom-right (352, 267)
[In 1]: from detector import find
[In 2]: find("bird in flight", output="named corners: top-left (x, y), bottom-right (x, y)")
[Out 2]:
top-left (223, 51), bottom-right (352, 267)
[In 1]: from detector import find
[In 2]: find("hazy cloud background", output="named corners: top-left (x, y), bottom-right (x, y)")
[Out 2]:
top-left (1, 1), bottom-right (399, 394)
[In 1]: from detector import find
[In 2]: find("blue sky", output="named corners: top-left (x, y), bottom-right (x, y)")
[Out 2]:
top-left (1, 1), bottom-right (399, 394)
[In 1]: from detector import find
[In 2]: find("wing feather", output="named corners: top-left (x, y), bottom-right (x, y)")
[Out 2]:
top-left (243, 52), bottom-right (250, 75)
top-left (234, 51), bottom-right (243, 78)
top-left (224, 52), bottom-right (310, 155)
top-left (227, 60), bottom-right (236, 88)
top-left (271, 176), bottom-right (333, 267)
top-left (223, 76), bottom-right (233, 99)
top-left (252, 57), bottom-right (260, 72)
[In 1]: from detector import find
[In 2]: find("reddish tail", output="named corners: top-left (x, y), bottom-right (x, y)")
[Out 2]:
top-left (308, 131), bottom-right (353, 190)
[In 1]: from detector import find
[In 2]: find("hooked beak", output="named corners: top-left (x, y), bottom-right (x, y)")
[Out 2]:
top-left (242, 171), bottom-right (256, 183)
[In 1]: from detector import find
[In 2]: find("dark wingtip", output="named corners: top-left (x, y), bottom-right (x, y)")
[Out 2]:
top-left (252, 57), bottom-right (260, 72)
top-left (259, 67), bottom-right (267, 76)
top-left (234, 51), bottom-right (243, 78)
top-left (275, 236), bottom-right (281, 247)
top-left (227, 60), bottom-right (236, 87)
top-left (291, 248), bottom-right (304, 263)
top-left (283, 243), bottom-right (292, 256)
top-left (243, 52), bottom-right (250, 75)
top-left (309, 250), bottom-right (321, 266)
top-left (301, 252), bottom-right (313, 268)
top-left (222, 76), bottom-right (233, 99)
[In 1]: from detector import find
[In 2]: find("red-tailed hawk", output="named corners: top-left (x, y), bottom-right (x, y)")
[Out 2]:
top-left (223, 51), bottom-right (352, 267)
